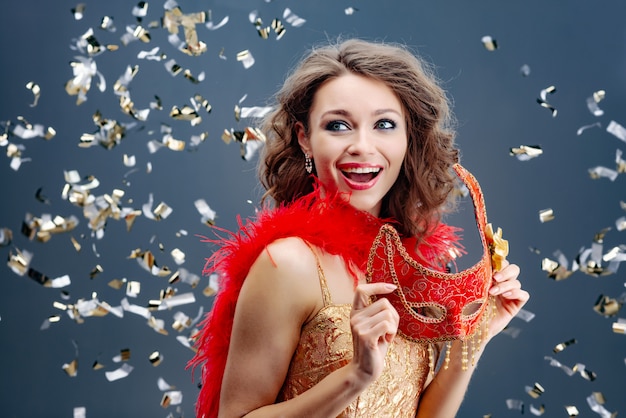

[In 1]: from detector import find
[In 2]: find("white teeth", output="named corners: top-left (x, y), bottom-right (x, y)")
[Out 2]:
top-left (342, 167), bottom-right (380, 174)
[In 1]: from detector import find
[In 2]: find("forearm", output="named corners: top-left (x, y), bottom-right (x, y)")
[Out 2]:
top-left (416, 339), bottom-right (487, 418)
top-left (236, 363), bottom-right (369, 418)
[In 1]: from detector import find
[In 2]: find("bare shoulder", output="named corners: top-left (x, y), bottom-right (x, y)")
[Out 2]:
top-left (243, 237), bottom-right (322, 321)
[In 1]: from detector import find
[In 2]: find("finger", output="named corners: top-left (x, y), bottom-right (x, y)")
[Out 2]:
top-left (351, 310), bottom-right (399, 347)
top-left (493, 263), bottom-right (520, 283)
top-left (352, 299), bottom-right (399, 327)
top-left (499, 288), bottom-right (530, 304)
top-left (352, 282), bottom-right (397, 310)
top-left (489, 278), bottom-right (522, 296)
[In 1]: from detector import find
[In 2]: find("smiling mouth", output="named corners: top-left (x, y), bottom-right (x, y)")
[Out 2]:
top-left (341, 167), bottom-right (381, 183)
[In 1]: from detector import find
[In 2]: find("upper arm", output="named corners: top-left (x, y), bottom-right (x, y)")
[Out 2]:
top-left (219, 238), bottom-right (320, 417)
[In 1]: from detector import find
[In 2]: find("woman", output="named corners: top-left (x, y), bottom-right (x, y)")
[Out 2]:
top-left (190, 39), bottom-right (529, 417)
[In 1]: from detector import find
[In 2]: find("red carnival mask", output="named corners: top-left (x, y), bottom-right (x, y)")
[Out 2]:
top-left (367, 164), bottom-right (506, 352)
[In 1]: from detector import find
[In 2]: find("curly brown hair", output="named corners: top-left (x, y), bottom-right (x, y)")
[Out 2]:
top-left (258, 38), bottom-right (459, 238)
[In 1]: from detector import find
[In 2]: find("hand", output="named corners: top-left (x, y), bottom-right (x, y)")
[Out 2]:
top-left (486, 260), bottom-right (529, 339)
top-left (350, 283), bottom-right (400, 382)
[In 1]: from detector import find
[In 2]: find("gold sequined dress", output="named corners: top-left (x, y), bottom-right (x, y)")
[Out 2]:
top-left (277, 252), bottom-right (431, 417)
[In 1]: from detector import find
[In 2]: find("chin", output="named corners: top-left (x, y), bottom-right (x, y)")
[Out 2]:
top-left (347, 197), bottom-right (381, 217)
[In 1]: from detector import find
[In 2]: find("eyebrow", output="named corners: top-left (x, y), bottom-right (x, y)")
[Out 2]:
top-left (320, 108), bottom-right (403, 118)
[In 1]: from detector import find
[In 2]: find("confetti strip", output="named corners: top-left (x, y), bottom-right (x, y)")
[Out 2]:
top-left (537, 85), bottom-right (557, 117)
top-left (481, 35), bottom-right (498, 51)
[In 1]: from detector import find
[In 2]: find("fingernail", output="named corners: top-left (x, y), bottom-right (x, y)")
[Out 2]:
top-left (489, 286), bottom-right (499, 295)
top-left (385, 283), bottom-right (397, 290)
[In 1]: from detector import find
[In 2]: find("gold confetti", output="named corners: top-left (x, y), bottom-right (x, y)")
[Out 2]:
top-left (612, 319), bottom-right (626, 334)
top-left (164, 59), bottom-right (182, 76)
top-left (539, 208), bottom-right (554, 223)
top-left (525, 382), bottom-right (545, 399)
top-left (586, 90), bottom-right (605, 116)
top-left (172, 311), bottom-right (191, 332)
top-left (79, 111), bottom-right (127, 149)
top-left (108, 278), bottom-right (126, 290)
top-left (100, 15), bottom-right (116, 31)
top-left (149, 351), bottom-right (162, 366)
top-left (171, 248), bottom-right (186, 265)
top-left (272, 19), bottom-right (286, 40)
top-left (183, 69), bottom-right (205, 84)
top-left (11, 117), bottom-right (56, 140)
top-left (192, 94), bottom-right (211, 113)
top-left (221, 127), bottom-right (266, 160)
top-left (573, 363), bottom-right (597, 381)
top-left (120, 24), bottom-right (151, 45)
top-left (593, 294), bottom-right (621, 316)
top-left (126, 281), bottom-right (141, 297)
top-left (203, 272), bottom-right (219, 296)
top-left (170, 105), bottom-right (201, 126)
top-left (575, 228), bottom-right (624, 277)
top-left (509, 145), bottom-right (543, 161)
top-left (537, 85), bottom-right (557, 117)
top-left (26, 81), bottom-right (41, 107)
top-left (119, 348), bottom-right (131, 361)
top-left (586, 392), bottom-right (616, 417)
top-left (481, 35), bottom-right (498, 51)
top-left (129, 249), bottom-right (171, 277)
top-left (194, 199), bottom-right (216, 226)
top-left (92, 360), bottom-right (105, 370)
top-left (22, 213), bottom-right (79, 243)
top-left (236, 50), bottom-right (255, 69)
top-left (89, 264), bottom-right (103, 279)
top-left (161, 391), bottom-right (183, 408)
top-left (63, 359), bottom-right (79, 377)
top-left (147, 316), bottom-right (169, 335)
top-left (71, 3), bottom-right (86, 20)
top-left (616, 149), bottom-right (626, 173)
top-left (132, 1), bottom-right (148, 19)
top-left (553, 338), bottom-right (577, 353)
top-left (7, 247), bottom-right (33, 276)
top-left (0, 228), bottom-right (13, 246)
top-left (588, 166), bottom-right (618, 181)
top-left (114, 65), bottom-right (150, 121)
top-left (163, 6), bottom-right (207, 56)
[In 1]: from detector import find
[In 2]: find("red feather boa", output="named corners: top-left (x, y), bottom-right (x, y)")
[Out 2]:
top-left (187, 189), bottom-right (462, 418)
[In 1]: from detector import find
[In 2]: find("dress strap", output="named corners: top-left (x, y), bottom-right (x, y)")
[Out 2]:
top-left (304, 241), bottom-right (332, 307)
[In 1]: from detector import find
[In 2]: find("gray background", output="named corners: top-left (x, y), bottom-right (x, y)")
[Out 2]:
top-left (1, 0), bottom-right (625, 416)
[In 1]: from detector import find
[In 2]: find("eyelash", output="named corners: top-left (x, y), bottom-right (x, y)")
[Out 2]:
top-left (324, 119), bottom-right (396, 131)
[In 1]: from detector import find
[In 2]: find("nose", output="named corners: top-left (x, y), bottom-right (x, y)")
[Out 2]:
top-left (347, 129), bottom-right (376, 155)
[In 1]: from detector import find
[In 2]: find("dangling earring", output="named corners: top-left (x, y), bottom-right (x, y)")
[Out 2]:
top-left (304, 153), bottom-right (313, 174)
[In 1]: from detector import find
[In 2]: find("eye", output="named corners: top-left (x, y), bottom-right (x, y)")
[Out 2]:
top-left (461, 300), bottom-right (485, 317)
top-left (375, 119), bottom-right (396, 130)
top-left (325, 120), bottom-right (349, 131)
top-left (411, 305), bottom-right (445, 322)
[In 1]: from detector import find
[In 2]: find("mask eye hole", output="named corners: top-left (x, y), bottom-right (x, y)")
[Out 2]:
top-left (410, 304), bottom-right (446, 323)
top-left (461, 300), bottom-right (485, 319)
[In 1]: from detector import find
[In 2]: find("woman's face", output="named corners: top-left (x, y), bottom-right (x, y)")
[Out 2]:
top-left (297, 73), bottom-right (408, 217)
